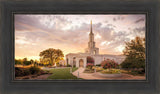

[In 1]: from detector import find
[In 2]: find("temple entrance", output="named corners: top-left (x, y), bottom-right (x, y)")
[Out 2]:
top-left (79, 59), bottom-right (84, 67)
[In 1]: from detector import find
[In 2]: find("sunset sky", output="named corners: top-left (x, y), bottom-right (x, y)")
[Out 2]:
top-left (15, 14), bottom-right (145, 61)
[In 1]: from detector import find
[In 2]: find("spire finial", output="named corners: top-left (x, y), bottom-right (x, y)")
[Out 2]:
top-left (90, 20), bottom-right (92, 33)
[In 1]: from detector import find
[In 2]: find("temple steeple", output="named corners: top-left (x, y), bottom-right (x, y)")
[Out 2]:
top-left (85, 20), bottom-right (99, 55)
top-left (90, 20), bottom-right (93, 34)
top-left (89, 20), bottom-right (94, 42)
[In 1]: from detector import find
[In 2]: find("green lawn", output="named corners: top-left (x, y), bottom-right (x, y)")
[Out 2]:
top-left (47, 67), bottom-right (79, 79)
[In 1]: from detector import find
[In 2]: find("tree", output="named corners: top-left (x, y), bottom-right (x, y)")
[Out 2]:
top-left (22, 58), bottom-right (31, 65)
top-left (39, 48), bottom-right (64, 66)
top-left (15, 59), bottom-right (21, 65)
top-left (121, 36), bottom-right (145, 70)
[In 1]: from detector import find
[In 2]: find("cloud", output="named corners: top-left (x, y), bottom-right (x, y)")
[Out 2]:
top-left (132, 27), bottom-right (145, 37)
top-left (113, 15), bottom-right (125, 21)
top-left (134, 18), bottom-right (145, 23)
top-left (15, 14), bottom-right (146, 59)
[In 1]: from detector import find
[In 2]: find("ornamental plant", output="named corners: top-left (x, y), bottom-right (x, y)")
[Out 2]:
top-left (101, 59), bottom-right (119, 69)
top-left (86, 63), bottom-right (94, 69)
top-left (101, 69), bottom-right (121, 74)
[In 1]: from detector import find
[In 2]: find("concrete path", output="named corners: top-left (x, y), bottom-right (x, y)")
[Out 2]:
top-left (72, 67), bottom-right (105, 79)
top-left (72, 68), bottom-right (145, 80)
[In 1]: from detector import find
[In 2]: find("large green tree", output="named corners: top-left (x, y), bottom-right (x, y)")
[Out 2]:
top-left (121, 37), bottom-right (145, 69)
top-left (39, 48), bottom-right (64, 66)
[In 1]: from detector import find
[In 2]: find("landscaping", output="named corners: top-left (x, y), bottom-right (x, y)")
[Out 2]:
top-left (83, 57), bottom-right (145, 78)
top-left (15, 66), bottom-right (51, 79)
top-left (15, 66), bottom-right (80, 80)
top-left (100, 69), bottom-right (121, 74)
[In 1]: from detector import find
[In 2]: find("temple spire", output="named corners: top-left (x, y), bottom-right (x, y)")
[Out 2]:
top-left (90, 20), bottom-right (93, 34)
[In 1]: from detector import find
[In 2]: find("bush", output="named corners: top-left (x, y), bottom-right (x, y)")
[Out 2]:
top-left (15, 60), bottom-right (22, 65)
top-left (15, 66), bottom-right (47, 78)
top-left (96, 64), bottom-right (101, 66)
top-left (29, 66), bottom-right (41, 75)
top-left (101, 59), bottom-right (119, 69)
top-left (86, 63), bottom-right (94, 69)
top-left (66, 64), bottom-right (71, 67)
top-left (23, 61), bottom-right (31, 65)
top-left (101, 69), bottom-right (121, 74)
top-left (95, 67), bottom-right (103, 72)
top-left (130, 68), bottom-right (145, 75)
top-left (15, 67), bottom-right (30, 77)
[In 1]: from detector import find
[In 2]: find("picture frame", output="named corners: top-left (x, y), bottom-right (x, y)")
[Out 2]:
top-left (0, 0), bottom-right (159, 94)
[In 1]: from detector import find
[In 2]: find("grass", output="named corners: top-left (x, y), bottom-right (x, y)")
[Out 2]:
top-left (47, 67), bottom-right (79, 79)
top-left (120, 69), bottom-right (145, 76)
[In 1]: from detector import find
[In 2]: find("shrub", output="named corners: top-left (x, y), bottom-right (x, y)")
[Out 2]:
top-left (101, 59), bottom-right (119, 69)
top-left (29, 66), bottom-right (40, 75)
top-left (101, 69), bottom-right (121, 74)
top-left (23, 61), bottom-right (32, 65)
top-left (96, 64), bottom-right (101, 66)
top-left (95, 67), bottom-right (103, 72)
top-left (86, 63), bottom-right (94, 69)
top-left (15, 67), bottom-right (30, 77)
top-left (66, 64), bottom-right (71, 67)
top-left (15, 60), bottom-right (22, 65)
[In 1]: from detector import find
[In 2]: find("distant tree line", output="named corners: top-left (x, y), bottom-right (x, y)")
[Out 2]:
top-left (15, 58), bottom-right (38, 66)
top-left (15, 48), bottom-right (64, 67)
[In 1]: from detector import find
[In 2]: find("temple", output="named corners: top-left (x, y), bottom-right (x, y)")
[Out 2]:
top-left (66, 21), bottom-right (125, 67)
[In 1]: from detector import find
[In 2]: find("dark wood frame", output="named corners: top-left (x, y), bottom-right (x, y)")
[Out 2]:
top-left (0, 0), bottom-right (160, 94)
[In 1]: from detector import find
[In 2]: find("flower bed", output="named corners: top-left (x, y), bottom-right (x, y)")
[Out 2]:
top-left (97, 69), bottom-right (122, 78)
top-left (101, 69), bottom-right (121, 74)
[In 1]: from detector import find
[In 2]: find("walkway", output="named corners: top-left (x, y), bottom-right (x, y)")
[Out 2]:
top-left (72, 68), bottom-right (145, 80)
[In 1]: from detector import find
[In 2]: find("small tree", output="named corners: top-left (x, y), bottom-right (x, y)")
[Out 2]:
top-left (121, 36), bottom-right (145, 71)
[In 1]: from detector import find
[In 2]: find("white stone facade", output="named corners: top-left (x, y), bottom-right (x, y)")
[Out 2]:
top-left (66, 21), bottom-right (126, 68)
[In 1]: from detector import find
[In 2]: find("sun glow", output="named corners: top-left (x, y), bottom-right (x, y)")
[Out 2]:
top-left (115, 45), bottom-right (125, 53)
top-left (15, 56), bottom-right (40, 61)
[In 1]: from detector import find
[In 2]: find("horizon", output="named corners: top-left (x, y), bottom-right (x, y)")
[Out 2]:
top-left (15, 14), bottom-right (145, 61)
